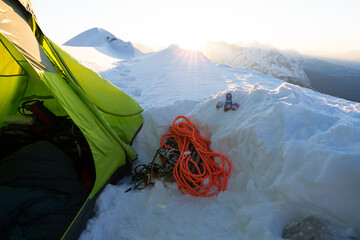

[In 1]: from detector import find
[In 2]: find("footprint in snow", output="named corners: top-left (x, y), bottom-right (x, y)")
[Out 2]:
top-left (131, 88), bottom-right (142, 97)
top-left (123, 76), bottom-right (136, 81)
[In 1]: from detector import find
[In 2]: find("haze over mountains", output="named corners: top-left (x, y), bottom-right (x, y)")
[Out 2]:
top-left (201, 41), bottom-right (360, 103)
top-left (64, 28), bottom-right (360, 103)
top-left (293, 56), bottom-right (360, 103)
top-left (201, 41), bottom-right (311, 87)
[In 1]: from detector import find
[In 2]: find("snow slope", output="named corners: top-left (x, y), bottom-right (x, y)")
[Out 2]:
top-left (63, 41), bottom-right (360, 240)
top-left (64, 27), bottom-right (143, 59)
top-left (202, 41), bottom-right (311, 87)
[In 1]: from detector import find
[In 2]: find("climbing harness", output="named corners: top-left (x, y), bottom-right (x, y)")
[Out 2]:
top-left (132, 116), bottom-right (232, 197)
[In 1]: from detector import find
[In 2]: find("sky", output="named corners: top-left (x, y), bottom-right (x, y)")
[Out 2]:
top-left (30, 0), bottom-right (360, 56)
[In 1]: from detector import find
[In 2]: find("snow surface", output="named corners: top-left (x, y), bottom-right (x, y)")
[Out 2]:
top-left (62, 34), bottom-right (360, 240)
top-left (202, 41), bottom-right (311, 88)
top-left (64, 28), bottom-right (143, 59)
top-left (61, 45), bottom-right (119, 73)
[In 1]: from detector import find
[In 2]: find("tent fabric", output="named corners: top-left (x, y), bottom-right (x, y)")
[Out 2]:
top-left (48, 41), bottom-right (143, 117)
top-left (38, 71), bottom-right (132, 196)
top-left (42, 39), bottom-right (143, 145)
top-left (0, 36), bottom-right (28, 128)
top-left (0, 0), bottom-right (56, 72)
top-left (16, 0), bottom-right (38, 22)
top-left (0, 0), bottom-right (143, 238)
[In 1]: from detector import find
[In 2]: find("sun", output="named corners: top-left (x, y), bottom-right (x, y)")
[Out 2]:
top-left (176, 39), bottom-right (205, 51)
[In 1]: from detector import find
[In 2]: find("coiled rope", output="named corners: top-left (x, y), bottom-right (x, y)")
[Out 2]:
top-left (160, 116), bottom-right (231, 197)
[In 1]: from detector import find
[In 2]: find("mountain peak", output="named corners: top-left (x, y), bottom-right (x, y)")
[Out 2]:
top-left (64, 28), bottom-right (116, 47)
top-left (63, 28), bottom-right (142, 59)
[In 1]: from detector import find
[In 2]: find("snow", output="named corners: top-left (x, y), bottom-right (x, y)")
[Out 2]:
top-left (202, 41), bottom-right (311, 87)
top-left (64, 28), bottom-right (143, 59)
top-left (62, 33), bottom-right (360, 239)
top-left (61, 45), bottom-right (119, 73)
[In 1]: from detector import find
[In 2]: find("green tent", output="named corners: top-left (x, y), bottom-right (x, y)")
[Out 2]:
top-left (0, 0), bottom-right (143, 238)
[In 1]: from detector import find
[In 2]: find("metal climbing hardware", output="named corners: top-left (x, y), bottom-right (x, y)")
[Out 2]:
top-left (130, 116), bottom-right (232, 197)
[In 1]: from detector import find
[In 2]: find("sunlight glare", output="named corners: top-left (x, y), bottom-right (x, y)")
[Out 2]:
top-left (176, 39), bottom-right (204, 51)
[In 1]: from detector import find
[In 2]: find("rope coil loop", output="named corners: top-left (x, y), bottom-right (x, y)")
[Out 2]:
top-left (160, 116), bottom-right (231, 197)
top-left (131, 116), bottom-right (231, 197)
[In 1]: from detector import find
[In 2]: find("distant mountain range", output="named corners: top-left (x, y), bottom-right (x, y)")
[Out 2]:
top-left (295, 57), bottom-right (360, 102)
top-left (201, 41), bottom-right (360, 103)
top-left (63, 28), bottom-right (360, 103)
top-left (201, 41), bottom-right (311, 87)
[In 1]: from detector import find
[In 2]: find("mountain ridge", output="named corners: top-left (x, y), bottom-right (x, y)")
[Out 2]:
top-left (64, 27), bottom-right (143, 59)
top-left (201, 41), bottom-right (311, 87)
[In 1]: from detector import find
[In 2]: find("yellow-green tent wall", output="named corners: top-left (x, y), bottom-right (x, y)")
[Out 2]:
top-left (0, 0), bottom-right (143, 238)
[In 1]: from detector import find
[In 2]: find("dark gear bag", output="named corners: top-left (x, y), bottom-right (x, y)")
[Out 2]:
top-left (18, 100), bottom-right (61, 139)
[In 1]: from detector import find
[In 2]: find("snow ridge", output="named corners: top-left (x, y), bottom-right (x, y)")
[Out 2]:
top-left (202, 41), bottom-right (311, 87)
top-left (64, 27), bottom-right (142, 59)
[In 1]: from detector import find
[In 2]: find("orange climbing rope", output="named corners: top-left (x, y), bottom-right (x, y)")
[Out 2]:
top-left (160, 116), bottom-right (231, 197)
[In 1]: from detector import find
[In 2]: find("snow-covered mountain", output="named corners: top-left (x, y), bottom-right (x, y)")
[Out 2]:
top-left (98, 44), bottom-right (229, 107)
top-left (201, 41), bottom-right (311, 87)
top-left (62, 36), bottom-right (360, 240)
top-left (63, 27), bottom-right (143, 59)
top-left (133, 42), bottom-right (155, 53)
